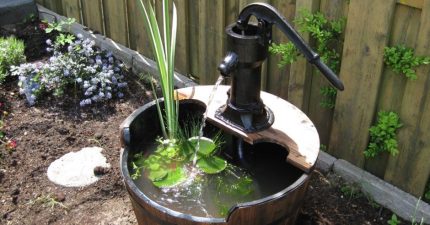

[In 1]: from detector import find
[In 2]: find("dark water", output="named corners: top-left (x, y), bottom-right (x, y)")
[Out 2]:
top-left (132, 132), bottom-right (303, 219)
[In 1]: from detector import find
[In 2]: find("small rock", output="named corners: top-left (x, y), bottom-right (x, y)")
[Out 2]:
top-left (66, 136), bottom-right (76, 143)
top-left (54, 192), bottom-right (65, 202)
top-left (56, 127), bottom-right (69, 135)
top-left (11, 152), bottom-right (18, 158)
top-left (11, 188), bottom-right (20, 196)
top-left (0, 170), bottom-right (4, 182)
top-left (10, 160), bottom-right (17, 167)
top-left (95, 133), bottom-right (103, 139)
top-left (94, 166), bottom-right (109, 176)
top-left (12, 196), bottom-right (18, 205)
top-left (41, 154), bottom-right (47, 160)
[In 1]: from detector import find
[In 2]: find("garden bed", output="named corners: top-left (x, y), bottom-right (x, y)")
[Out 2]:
top-left (0, 18), bottom-right (412, 225)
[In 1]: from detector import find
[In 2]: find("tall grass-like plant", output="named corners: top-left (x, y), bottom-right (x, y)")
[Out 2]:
top-left (132, 0), bottom-right (230, 188)
top-left (137, 0), bottom-right (178, 141)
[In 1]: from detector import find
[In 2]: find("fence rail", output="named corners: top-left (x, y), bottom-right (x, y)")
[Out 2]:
top-left (36, 0), bottom-right (430, 198)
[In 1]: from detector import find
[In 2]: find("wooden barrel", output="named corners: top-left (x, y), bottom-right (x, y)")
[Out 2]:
top-left (120, 86), bottom-right (319, 225)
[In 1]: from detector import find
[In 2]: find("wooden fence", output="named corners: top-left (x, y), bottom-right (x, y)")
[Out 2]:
top-left (36, 0), bottom-right (430, 198)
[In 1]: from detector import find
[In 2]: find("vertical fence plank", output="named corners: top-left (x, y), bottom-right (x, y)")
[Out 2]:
top-left (364, 4), bottom-right (421, 178)
top-left (63, 0), bottom-right (82, 23)
top-left (328, 0), bottom-right (396, 167)
top-left (265, 0), bottom-right (296, 99)
top-left (192, 1), bottom-right (225, 84)
top-left (188, 1), bottom-right (200, 81)
top-left (127, 0), bottom-right (153, 58)
top-left (81, 0), bottom-right (104, 34)
top-left (43, 0), bottom-right (63, 15)
top-left (206, 0), bottom-right (225, 84)
top-left (174, 0), bottom-right (189, 75)
top-left (225, 0), bottom-right (239, 27)
top-left (287, 0), bottom-right (320, 111)
top-left (196, 1), bottom-right (208, 84)
top-left (103, 0), bottom-right (129, 47)
top-left (306, 0), bottom-right (349, 147)
top-left (384, 1), bottom-right (430, 197)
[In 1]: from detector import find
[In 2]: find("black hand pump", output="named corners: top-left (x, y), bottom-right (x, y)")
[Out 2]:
top-left (216, 2), bottom-right (344, 133)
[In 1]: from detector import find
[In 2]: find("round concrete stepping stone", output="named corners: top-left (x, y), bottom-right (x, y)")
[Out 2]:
top-left (47, 147), bottom-right (110, 187)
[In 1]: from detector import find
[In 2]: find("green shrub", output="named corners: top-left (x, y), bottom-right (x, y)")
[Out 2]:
top-left (383, 45), bottom-right (430, 80)
top-left (268, 9), bottom-right (345, 108)
top-left (364, 111), bottom-right (402, 158)
top-left (0, 37), bottom-right (26, 83)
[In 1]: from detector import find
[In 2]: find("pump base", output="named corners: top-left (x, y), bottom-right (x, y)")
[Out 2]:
top-left (215, 104), bottom-right (274, 133)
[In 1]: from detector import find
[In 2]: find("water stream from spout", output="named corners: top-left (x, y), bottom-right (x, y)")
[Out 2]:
top-left (192, 75), bottom-right (225, 166)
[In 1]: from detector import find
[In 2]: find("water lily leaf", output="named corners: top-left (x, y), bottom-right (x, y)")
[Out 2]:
top-left (197, 156), bottom-right (227, 174)
top-left (149, 163), bottom-right (160, 170)
top-left (153, 167), bottom-right (187, 188)
top-left (188, 137), bottom-right (217, 157)
top-left (148, 169), bottom-right (168, 181)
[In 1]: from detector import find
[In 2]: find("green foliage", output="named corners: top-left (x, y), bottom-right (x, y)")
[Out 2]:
top-left (212, 166), bottom-right (255, 216)
top-left (364, 111), bottom-right (402, 158)
top-left (28, 194), bottom-right (68, 210)
top-left (138, 0), bottom-right (178, 140)
top-left (320, 144), bottom-right (327, 151)
top-left (340, 184), bottom-right (362, 200)
top-left (412, 198), bottom-right (425, 225)
top-left (268, 42), bottom-right (299, 68)
top-left (383, 45), bottom-right (430, 80)
top-left (268, 9), bottom-right (345, 108)
top-left (55, 33), bottom-right (75, 47)
top-left (387, 214), bottom-right (401, 225)
top-left (0, 37), bottom-right (26, 83)
top-left (44, 18), bottom-right (76, 34)
top-left (131, 132), bottom-right (227, 188)
top-left (295, 9), bottom-right (344, 73)
top-left (197, 156), bottom-right (227, 174)
top-left (320, 86), bottom-right (337, 108)
top-left (152, 166), bottom-right (187, 188)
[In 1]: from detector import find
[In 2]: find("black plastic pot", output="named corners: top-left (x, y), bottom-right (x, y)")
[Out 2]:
top-left (120, 99), bottom-right (310, 225)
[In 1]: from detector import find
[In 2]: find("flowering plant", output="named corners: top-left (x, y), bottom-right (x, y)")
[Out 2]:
top-left (0, 102), bottom-right (16, 151)
top-left (11, 34), bottom-right (127, 106)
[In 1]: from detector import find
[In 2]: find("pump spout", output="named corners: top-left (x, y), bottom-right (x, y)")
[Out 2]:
top-left (218, 52), bottom-right (239, 77)
top-left (237, 3), bottom-right (344, 91)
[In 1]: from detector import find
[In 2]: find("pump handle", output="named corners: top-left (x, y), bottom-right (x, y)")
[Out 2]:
top-left (237, 3), bottom-right (344, 91)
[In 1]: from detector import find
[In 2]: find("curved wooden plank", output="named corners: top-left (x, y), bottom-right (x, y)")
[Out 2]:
top-left (176, 85), bottom-right (319, 173)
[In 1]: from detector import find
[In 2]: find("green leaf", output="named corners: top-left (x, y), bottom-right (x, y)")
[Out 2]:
top-left (197, 156), bottom-right (227, 174)
top-left (148, 169), bottom-right (168, 182)
top-left (188, 137), bottom-right (217, 157)
top-left (153, 166), bottom-right (187, 188)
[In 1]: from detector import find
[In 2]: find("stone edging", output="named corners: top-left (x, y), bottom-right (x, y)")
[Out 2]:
top-left (37, 4), bottom-right (429, 224)
top-left (317, 151), bottom-right (430, 223)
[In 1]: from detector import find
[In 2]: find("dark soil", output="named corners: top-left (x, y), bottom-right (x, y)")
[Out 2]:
top-left (0, 19), bottom-right (55, 62)
top-left (0, 20), bottom-right (411, 225)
